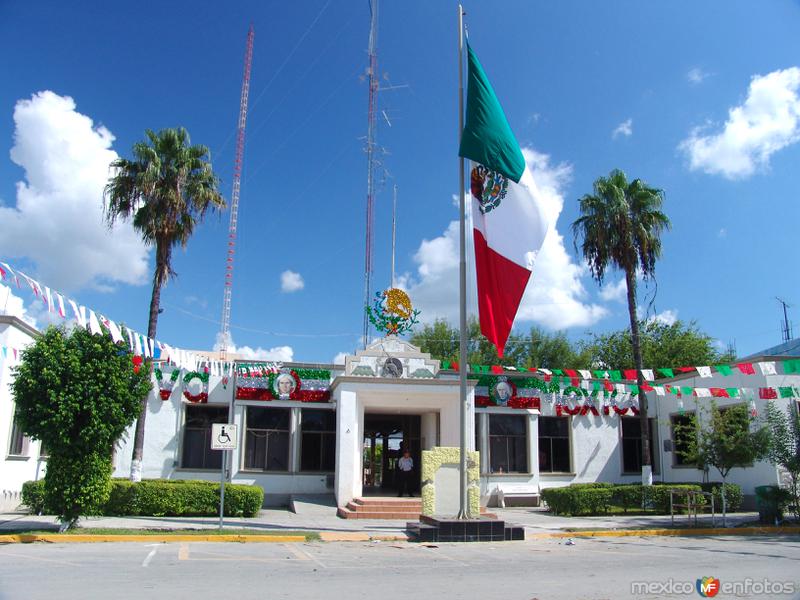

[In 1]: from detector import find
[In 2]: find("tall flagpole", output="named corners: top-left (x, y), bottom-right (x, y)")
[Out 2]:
top-left (391, 184), bottom-right (397, 288)
top-left (457, 3), bottom-right (469, 520)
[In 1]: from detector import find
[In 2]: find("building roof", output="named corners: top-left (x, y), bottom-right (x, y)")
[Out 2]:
top-left (0, 314), bottom-right (40, 339)
top-left (742, 338), bottom-right (800, 360)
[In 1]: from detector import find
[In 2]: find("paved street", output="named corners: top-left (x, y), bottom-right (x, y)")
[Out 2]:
top-left (1, 535), bottom-right (799, 600)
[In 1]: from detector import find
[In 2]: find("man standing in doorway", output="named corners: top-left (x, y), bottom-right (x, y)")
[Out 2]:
top-left (397, 449), bottom-right (414, 497)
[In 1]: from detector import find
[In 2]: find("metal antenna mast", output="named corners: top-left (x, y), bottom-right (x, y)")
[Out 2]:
top-left (777, 296), bottom-right (793, 343)
top-left (362, 0), bottom-right (379, 349)
top-left (220, 25), bottom-right (255, 362)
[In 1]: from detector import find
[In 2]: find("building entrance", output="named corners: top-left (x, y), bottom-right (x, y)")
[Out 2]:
top-left (362, 414), bottom-right (421, 495)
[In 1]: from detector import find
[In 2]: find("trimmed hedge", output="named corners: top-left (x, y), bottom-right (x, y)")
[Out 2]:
top-left (542, 483), bottom-right (706, 516)
top-left (21, 480), bottom-right (46, 515)
top-left (540, 486), bottom-right (613, 516)
top-left (22, 478), bottom-right (263, 518)
top-left (700, 482), bottom-right (743, 513)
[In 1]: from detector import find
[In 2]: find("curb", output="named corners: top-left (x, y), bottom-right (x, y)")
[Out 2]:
top-left (0, 532), bottom-right (411, 544)
top-left (0, 533), bottom-right (308, 544)
top-left (528, 526), bottom-right (800, 540)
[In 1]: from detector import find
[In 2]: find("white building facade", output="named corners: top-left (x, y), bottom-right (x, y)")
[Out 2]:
top-left (2, 327), bottom-right (799, 510)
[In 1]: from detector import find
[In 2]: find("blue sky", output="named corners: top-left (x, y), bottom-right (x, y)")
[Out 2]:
top-left (1, 1), bottom-right (799, 365)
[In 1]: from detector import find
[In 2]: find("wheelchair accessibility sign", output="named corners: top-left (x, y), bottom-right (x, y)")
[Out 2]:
top-left (211, 423), bottom-right (238, 450)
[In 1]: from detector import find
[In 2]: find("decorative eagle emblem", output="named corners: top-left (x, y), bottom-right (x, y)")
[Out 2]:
top-left (470, 165), bottom-right (508, 214)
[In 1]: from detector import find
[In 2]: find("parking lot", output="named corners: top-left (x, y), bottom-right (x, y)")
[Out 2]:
top-left (1, 534), bottom-right (799, 599)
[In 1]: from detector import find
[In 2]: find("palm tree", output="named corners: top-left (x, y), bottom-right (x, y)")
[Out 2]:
top-left (104, 127), bottom-right (225, 481)
top-left (572, 169), bottom-right (670, 485)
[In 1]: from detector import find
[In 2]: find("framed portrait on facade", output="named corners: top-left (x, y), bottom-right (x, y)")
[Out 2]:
top-left (380, 357), bottom-right (404, 378)
top-left (274, 373), bottom-right (297, 399)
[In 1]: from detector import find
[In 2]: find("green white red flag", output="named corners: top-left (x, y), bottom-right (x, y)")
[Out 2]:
top-left (458, 44), bottom-right (551, 357)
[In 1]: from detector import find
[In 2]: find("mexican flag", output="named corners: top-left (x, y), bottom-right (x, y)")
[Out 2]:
top-left (458, 44), bottom-right (551, 357)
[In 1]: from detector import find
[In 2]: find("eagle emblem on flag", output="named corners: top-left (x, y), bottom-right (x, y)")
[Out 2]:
top-left (470, 165), bottom-right (508, 214)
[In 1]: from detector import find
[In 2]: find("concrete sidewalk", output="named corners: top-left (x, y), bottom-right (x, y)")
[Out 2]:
top-left (0, 505), bottom-right (771, 540)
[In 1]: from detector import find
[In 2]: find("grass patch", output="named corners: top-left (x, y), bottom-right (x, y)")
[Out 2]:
top-left (0, 528), bottom-right (320, 541)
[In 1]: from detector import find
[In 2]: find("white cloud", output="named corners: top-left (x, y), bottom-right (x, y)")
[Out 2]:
top-left (612, 118), bottom-right (633, 139)
top-left (718, 228), bottom-right (727, 238)
top-left (214, 331), bottom-right (293, 362)
top-left (280, 270), bottom-right (304, 293)
top-left (679, 67), bottom-right (800, 179)
top-left (398, 148), bottom-right (607, 331)
top-left (652, 309), bottom-right (678, 326)
top-left (0, 283), bottom-right (36, 328)
top-left (637, 307), bottom-right (678, 326)
top-left (332, 351), bottom-right (348, 365)
top-left (598, 277), bottom-right (627, 303)
top-left (687, 67), bottom-right (709, 85)
top-left (0, 91), bottom-right (150, 292)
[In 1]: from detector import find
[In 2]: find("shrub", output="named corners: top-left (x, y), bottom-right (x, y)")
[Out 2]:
top-left (543, 483), bottom-right (705, 516)
top-left (700, 482), bottom-right (743, 513)
top-left (43, 453), bottom-right (113, 525)
top-left (644, 484), bottom-right (704, 513)
top-left (568, 482), bottom-right (614, 489)
top-left (611, 484), bottom-right (643, 513)
top-left (541, 486), bottom-right (612, 515)
top-left (21, 479), bottom-right (264, 518)
top-left (21, 480), bottom-right (46, 514)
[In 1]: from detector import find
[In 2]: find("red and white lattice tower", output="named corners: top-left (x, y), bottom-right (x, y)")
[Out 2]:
top-left (220, 25), bottom-right (254, 362)
top-left (362, 0), bottom-right (379, 348)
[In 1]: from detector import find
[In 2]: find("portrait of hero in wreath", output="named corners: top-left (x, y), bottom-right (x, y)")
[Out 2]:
top-left (494, 381), bottom-right (513, 406)
top-left (381, 357), bottom-right (403, 378)
top-left (275, 373), bottom-right (296, 399)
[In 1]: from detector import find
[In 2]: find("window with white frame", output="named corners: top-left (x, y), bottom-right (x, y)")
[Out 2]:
top-left (538, 416), bottom-right (570, 473)
top-left (488, 414), bottom-right (528, 473)
top-left (243, 407), bottom-right (290, 472)
top-left (181, 405), bottom-right (229, 469)
top-left (7, 409), bottom-right (28, 457)
top-left (300, 409), bottom-right (335, 472)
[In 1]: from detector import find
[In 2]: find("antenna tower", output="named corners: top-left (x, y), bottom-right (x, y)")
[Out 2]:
top-left (362, 0), bottom-right (379, 349)
top-left (777, 296), bottom-right (793, 343)
top-left (220, 25), bottom-right (255, 362)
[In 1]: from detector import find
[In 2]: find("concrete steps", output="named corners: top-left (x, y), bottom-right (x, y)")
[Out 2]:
top-left (337, 497), bottom-right (422, 520)
top-left (337, 497), bottom-right (497, 520)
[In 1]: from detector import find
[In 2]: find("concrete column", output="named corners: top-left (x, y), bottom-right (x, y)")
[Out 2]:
top-left (477, 413), bottom-right (489, 474)
top-left (290, 407), bottom-right (301, 474)
top-left (421, 412), bottom-right (438, 450)
top-left (334, 389), bottom-right (361, 507)
top-left (529, 413), bottom-right (539, 486)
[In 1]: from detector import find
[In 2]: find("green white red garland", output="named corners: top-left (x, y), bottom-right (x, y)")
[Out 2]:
top-left (183, 370), bottom-right (210, 403)
top-left (154, 367), bottom-right (180, 400)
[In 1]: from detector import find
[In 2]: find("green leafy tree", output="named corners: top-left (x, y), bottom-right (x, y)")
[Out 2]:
top-left (104, 127), bottom-right (225, 480)
top-left (509, 326), bottom-right (592, 370)
top-left (11, 326), bottom-right (152, 529)
top-left (585, 319), bottom-right (733, 372)
top-left (572, 169), bottom-right (670, 484)
top-left (675, 402), bottom-right (769, 525)
top-left (762, 401), bottom-right (800, 521)
top-left (410, 319), bottom-right (588, 368)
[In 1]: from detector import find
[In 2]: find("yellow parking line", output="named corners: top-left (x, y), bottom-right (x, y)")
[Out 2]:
top-left (527, 526), bottom-right (800, 540)
top-left (0, 534), bottom-right (307, 544)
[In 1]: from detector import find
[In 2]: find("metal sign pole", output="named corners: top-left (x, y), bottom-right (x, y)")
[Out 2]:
top-left (219, 449), bottom-right (226, 530)
top-left (211, 423), bottom-right (237, 530)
